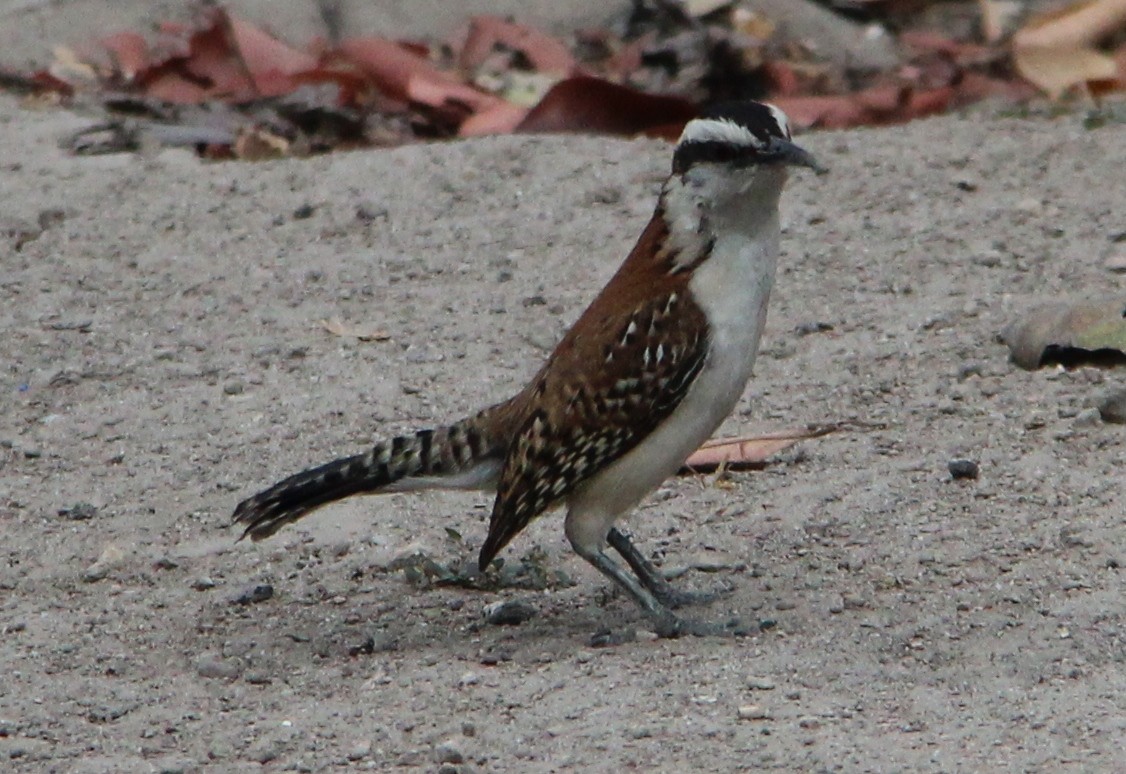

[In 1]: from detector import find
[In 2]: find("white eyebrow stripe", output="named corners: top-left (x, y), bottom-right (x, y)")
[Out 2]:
top-left (767, 104), bottom-right (791, 139)
top-left (677, 117), bottom-right (764, 149)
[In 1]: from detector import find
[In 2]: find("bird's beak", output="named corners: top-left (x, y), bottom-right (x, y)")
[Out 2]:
top-left (767, 137), bottom-right (827, 175)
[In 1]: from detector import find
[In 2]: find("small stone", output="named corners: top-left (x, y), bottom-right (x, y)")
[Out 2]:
top-left (222, 381), bottom-right (244, 395)
top-left (292, 203), bottom-right (315, 219)
top-left (355, 204), bottom-right (387, 222)
top-left (249, 740), bottom-right (281, 764)
top-left (1097, 388), bottom-right (1126, 424)
top-left (957, 362), bottom-right (984, 380)
top-left (1073, 407), bottom-right (1102, 428)
top-left (192, 577), bottom-right (217, 591)
top-left (746, 677), bottom-right (776, 690)
top-left (231, 584), bottom-right (274, 605)
top-left (457, 672), bottom-right (479, 687)
top-left (434, 740), bottom-right (464, 764)
top-left (83, 544), bottom-right (124, 583)
top-left (1103, 251), bottom-right (1126, 273)
top-left (971, 250), bottom-right (1002, 268)
top-left (194, 653), bottom-right (242, 680)
top-left (948, 459), bottom-right (979, 480)
top-left (59, 502), bottom-right (98, 521)
top-left (737, 705), bottom-right (769, 720)
top-left (483, 599), bottom-right (536, 626)
top-left (438, 766), bottom-right (460, 774)
top-left (461, 721), bottom-right (476, 737)
top-left (347, 741), bottom-right (371, 761)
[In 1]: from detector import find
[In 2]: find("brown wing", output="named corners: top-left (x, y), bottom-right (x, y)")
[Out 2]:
top-left (477, 285), bottom-right (709, 569)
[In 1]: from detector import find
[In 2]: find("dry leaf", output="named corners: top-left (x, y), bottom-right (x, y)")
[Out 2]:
top-left (320, 317), bottom-right (391, 342)
top-left (100, 32), bottom-right (150, 81)
top-left (680, 425), bottom-right (837, 473)
top-left (1013, 0), bottom-right (1126, 50)
top-left (49, 46), bottom-right (99, 87)
top-left (1014, 45), bottom-right (1119, 97)
top-left (515, 76), bottom-right (696, 139)
top-left (234, 127), bottom-right (290, 160)
top-left (1012, 0), bottom-right (1126, 97)
top-left (1000, 297), bottom-right (1126, 369)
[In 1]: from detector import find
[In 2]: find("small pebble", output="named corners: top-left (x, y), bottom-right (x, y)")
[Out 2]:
top-left (746, 677), bottom-right (776, 690)
top-left (231, 584), bottom-right (274, 605)
top-left (948, 459), bottom-right (979, 480)
top-left (222, 381), bottom-right (244, 396)
top-left (434, 740), bottom-right (464, 764)
top-left (483, 599), bottom-right (536, 626)
top-left (1103, 251), bottom-right (1126, 273)
top-left (59, 502), bottom-right (98, 521)
top-left (292, 203), bottom-right (315, 219)
top-left (194, 653), bottom-right (242, 680)
top-left (457, 672), bottom-right (479, 687)
top-left (347, 741), bottom-right (371, 761)
top-left (1097, 388), bottom-right (1126, 424)
top-left (1073, 407), bottom-right (1102, 428)
top-left (83, 544), bottom-right (124, 583)
top-left (738, 705), bottom-right (769, 720)
top-left (192, 577), bottom-right (217, 591)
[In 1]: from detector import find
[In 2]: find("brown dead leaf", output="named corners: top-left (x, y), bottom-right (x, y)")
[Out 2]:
top-left (680, 425), bottom-right (837, 473)
top-left (458, 100), bottom-right (529, 136)
top-left (1000, 297), bottom-right (1126, 369)
top-left (227, 15), bottom-right (318, 97)
top-left (1013, 0), bottom-right (1126, 50)
top-left (773, 83), bottom-right (954, 130)
top-left (320, 317), bottom-right (391, 342)
top-left (516, 76), bottom-right (696, 139)
top-left (1013, 45), bottom-right (1119, 97)
top-left (233, 127), bottom-right (290, 160)
top-left (1012, 0), bottom-right (1126, 97)
top-left (100, 32), bottom-right (150, 81)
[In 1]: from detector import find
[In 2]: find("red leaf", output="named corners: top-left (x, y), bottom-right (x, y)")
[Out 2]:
top-left (228, 16), bottom-right (317, 96)
top-left (516, 76), bottom-right (696, 138)
top-left (459, 101), bottom-right (529, 136)
top-left (181, 12), bottom-right (254, 99)
top-left (101, 32), bottom-right (149, 81)
top-left (338, 36), bottom-right (452, 103)
top-left (143, 71), bottom-right (209, 104)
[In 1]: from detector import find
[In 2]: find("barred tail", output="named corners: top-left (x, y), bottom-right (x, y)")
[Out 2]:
top-left (233, 408), bottom-right (509, 541)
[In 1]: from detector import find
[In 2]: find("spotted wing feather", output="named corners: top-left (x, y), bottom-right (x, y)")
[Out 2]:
top-left (478, 288), bottom-right (709, 568)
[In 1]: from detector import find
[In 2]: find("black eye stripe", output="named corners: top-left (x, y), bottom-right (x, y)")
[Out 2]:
top-left (672, 140), bottom-right (762, 174)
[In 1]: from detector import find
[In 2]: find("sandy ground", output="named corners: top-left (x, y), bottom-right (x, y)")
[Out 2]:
top-left (1, 89), bottom-right (1124, 772)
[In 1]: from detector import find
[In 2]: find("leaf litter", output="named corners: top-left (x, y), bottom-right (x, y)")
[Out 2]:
top-left (5, 0), bottom-right (1122, 158)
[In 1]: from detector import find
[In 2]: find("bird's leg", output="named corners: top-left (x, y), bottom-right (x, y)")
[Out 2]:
top-left (569, 537), bottom-right (742, 639)
top-left (607, 527), bottom-right (731, 609)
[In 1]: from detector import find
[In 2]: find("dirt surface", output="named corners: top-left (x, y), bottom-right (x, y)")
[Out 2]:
top-left (1, 91), bottom-right (1124, 772)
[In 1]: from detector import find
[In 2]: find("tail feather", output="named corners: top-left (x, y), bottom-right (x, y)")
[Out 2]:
top-left (233, 409), bottom-right (509, 541)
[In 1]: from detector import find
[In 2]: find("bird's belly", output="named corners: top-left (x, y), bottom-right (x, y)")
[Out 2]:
top-left (567, 331), bottom-right (757, 528)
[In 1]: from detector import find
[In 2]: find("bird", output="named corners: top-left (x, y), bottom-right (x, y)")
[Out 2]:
top-left (233, 100), bottom-right (822, 638)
